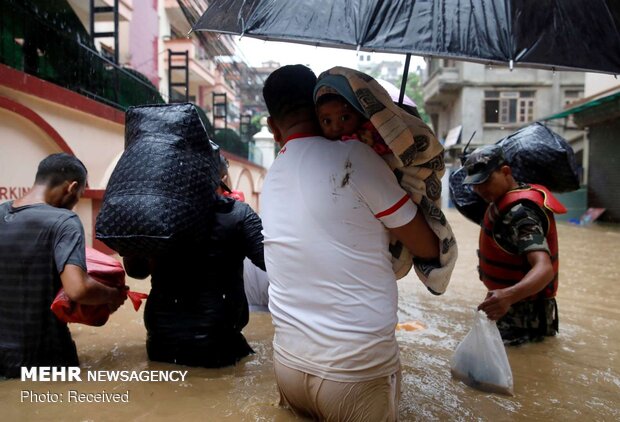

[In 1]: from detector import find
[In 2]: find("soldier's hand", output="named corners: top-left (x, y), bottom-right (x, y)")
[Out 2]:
top-left (477, 289), bottom-right (512, 321)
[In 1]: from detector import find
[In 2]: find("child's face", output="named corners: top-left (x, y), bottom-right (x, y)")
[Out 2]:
top-left (317, 100), bottom-right (365, 140)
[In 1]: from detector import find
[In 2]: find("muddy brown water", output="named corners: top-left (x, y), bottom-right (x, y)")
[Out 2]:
top-left (1, 210), bottom-right (619, 421)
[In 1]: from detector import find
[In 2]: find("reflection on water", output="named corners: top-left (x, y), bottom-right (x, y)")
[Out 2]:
top-left (1, 210), bottom-right (619, 421)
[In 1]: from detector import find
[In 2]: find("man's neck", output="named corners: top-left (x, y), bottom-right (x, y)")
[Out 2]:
top-left (280, 121), bottom-right (321, 146)
top-left (12, 185), bottom-right (46, 207)
top-left (494, 180), bottom-right (524, 205)
top-left (508, 179), bottom-right (520, 192)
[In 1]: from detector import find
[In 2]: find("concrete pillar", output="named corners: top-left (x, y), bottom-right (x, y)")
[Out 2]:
top-left (253, 116), bottom-right (275, 169)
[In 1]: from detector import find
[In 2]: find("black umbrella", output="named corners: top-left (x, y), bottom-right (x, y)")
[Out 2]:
top-left (192, 0), bottom-right (620, 102)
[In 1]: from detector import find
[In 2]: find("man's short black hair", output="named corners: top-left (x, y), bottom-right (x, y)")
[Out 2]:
top-left (263, 64), bottom-right (317, 122)
top-left (35, 153), bottom-right (87, 188)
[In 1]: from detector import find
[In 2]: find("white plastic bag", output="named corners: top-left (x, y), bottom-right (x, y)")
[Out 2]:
top-left (450, 311), bottom-right (514, 395)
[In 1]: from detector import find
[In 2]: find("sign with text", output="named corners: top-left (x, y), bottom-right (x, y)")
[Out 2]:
top-left (0, 186), bottom-right (30, 202)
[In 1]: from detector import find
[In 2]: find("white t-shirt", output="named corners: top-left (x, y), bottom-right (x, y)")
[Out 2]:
top-left (261, 136), bottom-right (417, 382)
top-left (243, 258), bottom-right (270, 312)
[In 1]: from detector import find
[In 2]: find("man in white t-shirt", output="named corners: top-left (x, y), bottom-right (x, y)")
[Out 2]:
top-left (261, 65), bottom-right (440, 421)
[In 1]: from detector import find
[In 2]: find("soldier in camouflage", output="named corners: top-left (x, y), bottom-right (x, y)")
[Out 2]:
top-left (463, 144), bottom-right (564, 345)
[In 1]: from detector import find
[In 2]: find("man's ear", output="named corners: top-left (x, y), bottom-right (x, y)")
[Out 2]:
top-left (267, 116), bottom-right (283, 146)
top-left (500, 165), bottom-right (512, 177)
top-left (67, 181), bottom-right (79, 194)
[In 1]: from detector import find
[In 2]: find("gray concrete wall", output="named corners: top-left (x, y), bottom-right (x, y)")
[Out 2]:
top-left (448, 64), bottom-right (584, 145)
top-left (588, 119), bottom-right (620, 222)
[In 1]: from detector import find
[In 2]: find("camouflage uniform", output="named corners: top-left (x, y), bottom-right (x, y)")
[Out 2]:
top-left (486, 186), bottom-right (559, 346)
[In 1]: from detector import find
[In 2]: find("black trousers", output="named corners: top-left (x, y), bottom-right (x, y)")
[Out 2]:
top-left (146, 331), bottom-right (254, 368)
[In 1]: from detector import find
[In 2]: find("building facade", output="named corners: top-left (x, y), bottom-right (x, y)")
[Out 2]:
top-left (0, 0), bottom-right (268, 253)
top-left (423, 59), bottom-right (586, 210)
top-left (424, 59), bottom-right (585, 147)
top-left (545, 74), bottom-right (620, 222)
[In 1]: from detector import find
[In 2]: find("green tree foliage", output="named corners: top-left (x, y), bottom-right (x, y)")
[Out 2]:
top-left (249, 114), bottom-right (266, 138)
top-left (398, 68), bottom-right (430, 124)
top-left (214, 128), bottom-right (248, 159)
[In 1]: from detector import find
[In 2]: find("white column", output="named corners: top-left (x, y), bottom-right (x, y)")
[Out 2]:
top-left (252, 117), bottom-right (275, 169)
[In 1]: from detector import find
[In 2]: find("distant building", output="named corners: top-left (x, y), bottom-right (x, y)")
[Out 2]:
top-left (423, 59), bottom-right (585, 147)
top-left (422, 59), bottom-right (585, 209)
top-left (158, 1), bottom-right (240, 129)
top-left (544, 74), bottom-right (620, 222)
top-left (0, 0), bottom-right (266, 253)
top-left (358, 57), bottom-right (404, 84)
top-left (239, 60), bottom-right (279, 119)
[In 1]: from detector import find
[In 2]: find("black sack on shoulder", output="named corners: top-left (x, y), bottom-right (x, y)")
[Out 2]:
top-left (497, 122), bottom-right (580, 193)
top-left (449, 167), bottom-right (488, 225)
top-left (95, 103), bottom-right (220, 256)
top-left (449, 122), bottom-right (579, 225)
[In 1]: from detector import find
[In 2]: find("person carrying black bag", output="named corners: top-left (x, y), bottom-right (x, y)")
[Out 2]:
top-left (462, 144), bottom-right (565, 346)
top-left (124, 155), bottom-right (265, 367)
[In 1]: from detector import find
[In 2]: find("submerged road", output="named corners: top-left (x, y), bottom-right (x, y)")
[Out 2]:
top-left (1, 210), bottom-right (618, 421)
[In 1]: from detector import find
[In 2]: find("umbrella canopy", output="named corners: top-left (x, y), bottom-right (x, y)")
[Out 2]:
top-left (193, 0), bottom-right (620, 75)
top-left (376, 79), bottom-right (417, 108)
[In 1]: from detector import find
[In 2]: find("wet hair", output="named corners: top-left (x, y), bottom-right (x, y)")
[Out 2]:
top-left (263, 64), bottom-right (317, 122)
top-left (34, 153), bottom-right (87, 188)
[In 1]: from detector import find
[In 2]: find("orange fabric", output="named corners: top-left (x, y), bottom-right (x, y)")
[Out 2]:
top-left (222, 190), bottom-right (246, 202)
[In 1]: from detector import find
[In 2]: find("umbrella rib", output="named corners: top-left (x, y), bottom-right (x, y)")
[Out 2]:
top-left (502, 0), bottom-right (514, 62)
top-left (360, 1), bottom-right (384, 49)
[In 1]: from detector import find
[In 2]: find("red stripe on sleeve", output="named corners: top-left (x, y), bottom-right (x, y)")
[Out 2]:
top-left (374, 194), bottom-right (410, 219)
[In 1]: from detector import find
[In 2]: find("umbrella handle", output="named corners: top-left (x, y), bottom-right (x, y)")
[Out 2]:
top-left (398, 54), bottom-right (412, 107)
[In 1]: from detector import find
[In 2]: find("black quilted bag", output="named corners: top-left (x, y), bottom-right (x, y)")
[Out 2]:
top-left (95, 103), bottom-right (220, 256)
top-left (498, 122), bottom-right (580, 193)
top-left (449, 123), bottom-right (579, 225)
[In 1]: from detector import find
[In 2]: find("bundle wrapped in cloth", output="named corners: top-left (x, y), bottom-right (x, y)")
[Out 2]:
top-left (51, 247), bottom-right (148, 327)
top-left (449, 123), bottom-right (580, 224)
top-left (95, 103), bottom-right (221, 256)
top-left (318, 67), bottom-right (458, 295)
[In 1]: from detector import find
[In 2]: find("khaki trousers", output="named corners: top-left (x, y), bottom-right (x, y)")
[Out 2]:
top-left (274, 358), bottom-right (401, 421)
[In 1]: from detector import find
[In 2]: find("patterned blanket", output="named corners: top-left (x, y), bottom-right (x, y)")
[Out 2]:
top-left (318, 67), bottom-right (457, 294)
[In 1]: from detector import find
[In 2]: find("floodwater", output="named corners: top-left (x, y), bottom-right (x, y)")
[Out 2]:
top-left (1, 209), bottom-right (619, 421)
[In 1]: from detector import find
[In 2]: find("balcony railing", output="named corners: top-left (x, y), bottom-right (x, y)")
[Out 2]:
top-left (0, 0), bottom-right (165, 111)
top-left (0, 0), bottom-right (261, 165)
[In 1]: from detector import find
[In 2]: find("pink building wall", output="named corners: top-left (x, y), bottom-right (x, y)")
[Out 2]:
top-left (129, 0), bottom-right (159, 86)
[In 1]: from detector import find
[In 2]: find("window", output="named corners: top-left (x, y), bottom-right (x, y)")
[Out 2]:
top-left (564, 90), bottom-right (583, 105)
top-left (484, 90), bottom-right (535, 124)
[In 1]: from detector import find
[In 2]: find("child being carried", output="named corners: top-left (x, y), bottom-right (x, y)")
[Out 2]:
top-left (315, 90), bottom-right (391, 156)
top-left (311, 67), bottom-right (456, 296)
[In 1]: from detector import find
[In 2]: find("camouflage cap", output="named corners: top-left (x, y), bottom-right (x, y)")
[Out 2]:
top-left (462, 144), bottom-right (507, 185)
